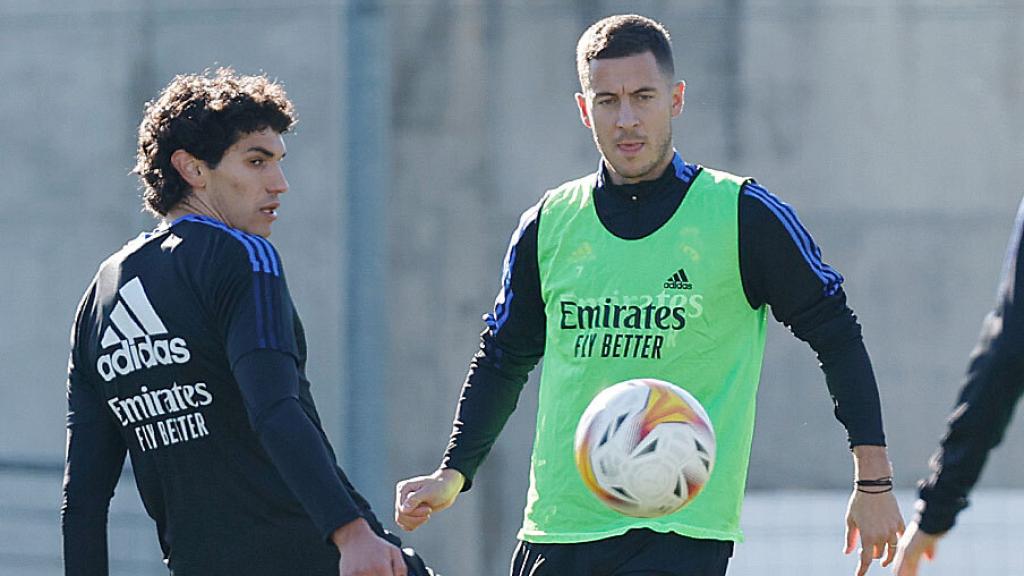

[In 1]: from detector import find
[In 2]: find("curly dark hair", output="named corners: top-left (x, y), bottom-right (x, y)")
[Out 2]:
top-left (134, 68), bottom-right (297, 216)
top-left (576, 14), bottom-right (675, 94)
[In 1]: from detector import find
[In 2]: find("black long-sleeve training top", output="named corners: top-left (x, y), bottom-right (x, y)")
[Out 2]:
top-left (442, 154), bottom-right (886, 488)
top-left (61, 215), bottom-right (375, 576)
top-left (915, 196), bottom-right (1024, 534)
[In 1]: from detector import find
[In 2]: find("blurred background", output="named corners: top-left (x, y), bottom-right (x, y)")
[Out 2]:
top-left (3, 0), bottom-right (1024, 574)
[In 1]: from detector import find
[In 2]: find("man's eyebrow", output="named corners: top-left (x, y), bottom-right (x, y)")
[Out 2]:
top-left (246, 146), bottom-right (283, 157)
top-left (593, 86), bottom-right (658, 98)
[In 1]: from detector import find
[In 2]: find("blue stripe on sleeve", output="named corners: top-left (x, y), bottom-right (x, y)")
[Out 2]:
top-left (487, 248), bottom-right (517, 334)
top-left (174, 214), bottom-right (283, 277)
top-left (743, 183), bottom-right (844, 296)
top-left (174, 214), bottom-right (285, 347)
top-left (261, 273), bottom-right (278, 349)
top-left (486, 201), bottom-right (542, 336)
top-left (248, 238), bottom-right (274, 275)
top-left (177, 215), bottom-right (261, 272)
top-left (253, 236), bottom-right (281, 277)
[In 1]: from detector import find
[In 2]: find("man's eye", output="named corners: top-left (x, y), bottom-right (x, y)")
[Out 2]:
top-left (250, 159), bottom-right (264, 166)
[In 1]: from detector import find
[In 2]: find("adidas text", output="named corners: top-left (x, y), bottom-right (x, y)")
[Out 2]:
top-left (664, 267), bottom-right (692, 290)
top-left (97, 336), bottom-right (191, 382)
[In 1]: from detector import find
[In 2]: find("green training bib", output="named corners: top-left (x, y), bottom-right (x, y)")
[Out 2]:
top-left (522, 166), bottom-right (767, 543)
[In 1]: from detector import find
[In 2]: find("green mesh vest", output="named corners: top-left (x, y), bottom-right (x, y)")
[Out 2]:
top-left (522, 166), bottom-right (768, 543)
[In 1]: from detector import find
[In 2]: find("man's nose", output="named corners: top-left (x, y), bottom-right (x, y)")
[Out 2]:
top-left (268, 165), bottom-right (289, 194)
top-left (617, 100), bottom-right (639, 129)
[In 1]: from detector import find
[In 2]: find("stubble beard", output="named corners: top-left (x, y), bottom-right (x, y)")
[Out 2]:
top-left (599, 127), bottom-right (674, 183)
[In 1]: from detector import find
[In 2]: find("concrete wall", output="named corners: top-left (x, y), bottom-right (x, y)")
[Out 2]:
top-left (2, 1), bottom-right (1024, 574)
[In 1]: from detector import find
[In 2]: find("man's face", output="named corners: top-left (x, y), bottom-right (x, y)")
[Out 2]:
top-left (198, 128), bottom-right (288, 237)
top-left (576, 51), bottom-right (684, 185)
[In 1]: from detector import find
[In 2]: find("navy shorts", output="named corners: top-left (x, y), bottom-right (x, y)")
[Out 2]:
top-left (510, 529), bottom-right (733, 576)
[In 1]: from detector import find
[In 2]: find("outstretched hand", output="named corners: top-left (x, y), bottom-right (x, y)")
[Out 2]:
top-left (891, 521), bottom-right (941, 575)
top-left (844, 489), bottom-right (905, 575)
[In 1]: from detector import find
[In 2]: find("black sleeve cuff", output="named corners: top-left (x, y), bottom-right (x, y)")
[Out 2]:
top-left (440, 462), bottom-right (475, 492)
top-left (914, 496), bottom-right (966, 535)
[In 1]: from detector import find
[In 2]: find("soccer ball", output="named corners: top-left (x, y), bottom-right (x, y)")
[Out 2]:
top-left (574, 378), bottom-right (715, 518)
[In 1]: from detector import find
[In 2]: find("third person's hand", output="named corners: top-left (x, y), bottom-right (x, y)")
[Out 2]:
top-left (891, 521), bottom-right (941, 575)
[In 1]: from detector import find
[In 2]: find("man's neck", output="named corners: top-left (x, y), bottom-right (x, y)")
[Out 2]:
top-left (604, 152), bottom-right (675, 186)
top-left (165, 197), bottom-right (223, 227)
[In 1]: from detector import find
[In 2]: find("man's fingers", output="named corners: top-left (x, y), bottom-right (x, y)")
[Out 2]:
top-left (391, 546), bottom-right (408, 576)
top-left (856, 545), bottom-right (872, 576)
top-left (882, 540), bottom-right (898, 567)
top-left (395, 515), bottom-right (420, 532)
top-left (397, 481), bottom-right (424, 510)
top-left (395, 480), bottom-right (420, 523)
top-left (393, 489), bottom-right (408, 526)
top-left (844, 523), bottom-right (858, 554)
top-left (400, 505), bottom-right (431, 525)
top-left (401, 486), bottom-right (432, 513)
top-left (395, 505), bottom-right (431, 532)
top-left (901, 545), bottom-right (925, 573)
top-left (896, 550), bottom-right (920, 576)
top-left (394, 509), bottom-right (411, 531)
top-left (405, 504), bottom-right (432, 518)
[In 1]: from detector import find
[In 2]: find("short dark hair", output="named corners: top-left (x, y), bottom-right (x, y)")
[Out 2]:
top-left (576, 14), bottom-right (675, 93)
top-left (134, 67), bottom-right (297, 216)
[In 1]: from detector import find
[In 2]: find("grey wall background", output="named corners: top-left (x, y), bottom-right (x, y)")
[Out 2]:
top-left (2, 1), bottom-right (1024, 574)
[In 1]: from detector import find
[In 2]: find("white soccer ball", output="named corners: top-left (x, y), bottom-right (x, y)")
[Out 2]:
top-left (574, 378), bottom-right (715, 518)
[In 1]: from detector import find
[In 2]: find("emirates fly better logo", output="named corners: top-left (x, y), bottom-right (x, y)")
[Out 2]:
top-left (95, 277), bottom-right (190, 381)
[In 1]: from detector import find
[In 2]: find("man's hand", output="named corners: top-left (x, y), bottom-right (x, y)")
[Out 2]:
top-left (394, 468), bottom-right (465, 532)
top-left (332, 518), bottom-right (407, 576)
top-left (844, 445), bottom-right (905, 575)
top-left (845, 488), bottom-right (905, 574)
top-left (891, 521), bottom-right (941, 575)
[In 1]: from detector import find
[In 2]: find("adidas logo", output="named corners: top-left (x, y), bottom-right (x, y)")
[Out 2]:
top-left (95, 277), bottom-right (190, 382)
top-left (663, 267), bottom-right (692, 290)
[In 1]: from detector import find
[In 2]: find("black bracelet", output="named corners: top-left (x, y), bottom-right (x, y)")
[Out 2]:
top-left (856, 485), bottom-right (894, 494)
top-left (854, 476), bottom-right (893, 487)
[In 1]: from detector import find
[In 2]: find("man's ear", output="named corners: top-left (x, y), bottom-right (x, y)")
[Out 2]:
top-left (671, 80), bottom-right (686, 117)
top-left (575, 92), bottom-right (593, 129)
top-left (170, 149), bottom-right (206, 189)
